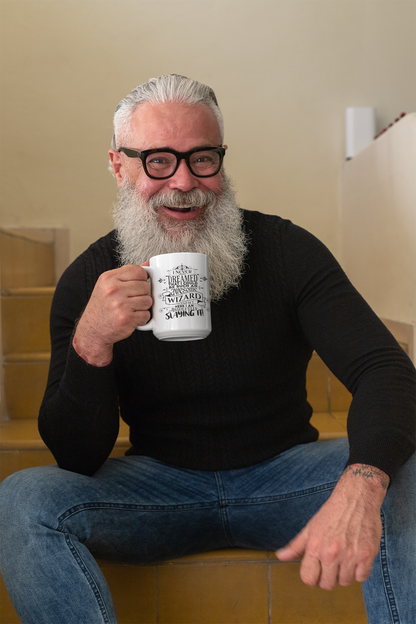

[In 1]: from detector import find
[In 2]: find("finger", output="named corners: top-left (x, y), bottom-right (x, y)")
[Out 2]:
top-left (95, 267), bottom-right (149, 294)
top-left (338, 559), bottom-right (356, 587)
top-left (118, 264), bottom-right (150, 282)
top-left (275, 529), bottom-right (308, 561)
top-left (301, 535), bottom-right (341, 589)
top-left (338, 569), bottom-right (354, 587)
top-left (135, 310), bottom-right (151, 327)
top-left (132, 295), bottom-right (153, 312)
top-left (355, 560), bottom-right (373, 583)
top-left (300, 552), bottom-right (323, 587)
top-left (98, 282), bottom-right (151, 307)
top-left (126, 281), bottom-right (152, 297)
top-left (316, 560), bottom-right (340, 591)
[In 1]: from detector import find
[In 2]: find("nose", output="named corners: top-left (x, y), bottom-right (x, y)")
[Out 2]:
top-left (168, 158), bottom-right (199, 192)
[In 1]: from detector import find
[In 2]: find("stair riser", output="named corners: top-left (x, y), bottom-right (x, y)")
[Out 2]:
top-left (0, 446), bottom-right (128, 482)
top-left (0, 558), bottom-right (367, 624)
top-left (2, 352), bottom-right (352, 421)
top-left (0, 230), bottom-right (54, 289)
top-left (0, 448), bottom-right (55, 482)
top-left (1, 296), bottom-right (52, 354)
top-left (4, 361), bottom-right (49, 419)
top-left (101, 560), bottom-right (367, 623)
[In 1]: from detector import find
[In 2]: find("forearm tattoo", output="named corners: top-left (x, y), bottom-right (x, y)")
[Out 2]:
top-left (343, 464), bottom-right (390, 490)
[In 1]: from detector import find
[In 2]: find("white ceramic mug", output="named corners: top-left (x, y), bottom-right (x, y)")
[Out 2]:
top-left (137, 252), bottom-right (211, 341)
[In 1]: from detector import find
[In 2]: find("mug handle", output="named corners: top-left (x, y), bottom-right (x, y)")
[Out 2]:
top-left (136, 265), bottom-right (155, 331)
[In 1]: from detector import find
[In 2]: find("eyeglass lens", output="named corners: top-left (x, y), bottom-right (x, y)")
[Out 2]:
top-left (146, 150), bottom-right (221, 178)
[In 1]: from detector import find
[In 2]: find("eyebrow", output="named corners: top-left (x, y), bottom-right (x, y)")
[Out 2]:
top-left (144, 145), bottom-right (222, 152)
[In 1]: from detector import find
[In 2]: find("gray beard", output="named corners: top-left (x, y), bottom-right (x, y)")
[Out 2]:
top-left (112, 172), bottom-right (249, 302)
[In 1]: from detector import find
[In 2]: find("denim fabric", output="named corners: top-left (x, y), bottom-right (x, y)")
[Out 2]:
top-left (0, 438), bottom-right (414, 624)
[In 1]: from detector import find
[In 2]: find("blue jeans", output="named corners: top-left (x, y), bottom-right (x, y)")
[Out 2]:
top-left (0, 438), bottom-right (415, 624)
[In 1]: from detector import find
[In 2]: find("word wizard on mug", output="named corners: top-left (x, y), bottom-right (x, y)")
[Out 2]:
top-left (137, 252), bottom-right (211, 341)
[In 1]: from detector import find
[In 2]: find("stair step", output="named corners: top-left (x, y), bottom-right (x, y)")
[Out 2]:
top-left (101, 554), bottom-right (367, 624)
top-left (0, 415), bottom-right (345, 453)
top-left (0, 417), bottom-right (346, 455)
top-left (0, 418), bottom-right (130, 451)
top-left (4, 352), bottom-right (51, 363)
top-left (3, 353), bottom-right (50, 419)
top-left (1, 288), bottom-right (54, 355)
top-left (0, 415), bottom-right (346, 484)
top-left (99, 554), bottom-right (367, 624)
top-left (0, 415), bottom-right (345, 480)
top-left (1, 348), bottom-right (352, 427)
top-left (0, 228), bottom-right (55, 289)
top-left (1, 287), bottom-right (55, 297)
top-left (1, 551), bottom-right (367, 624)
top-left (0, 419), bottom-right (130, 481)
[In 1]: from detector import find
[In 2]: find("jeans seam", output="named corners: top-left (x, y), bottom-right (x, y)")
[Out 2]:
top-left (64, 533), bottom-right (111, 624)
top-left (225, 481), bottom-right (337, 506)
top-left (57, 501), bottom-right (218, 528)
top-left (56, 483), bottom-right (337, 527)
top-left (214, 472), bottom-right (236, 547)
top-left (379, 510), bottom-right (400, 624)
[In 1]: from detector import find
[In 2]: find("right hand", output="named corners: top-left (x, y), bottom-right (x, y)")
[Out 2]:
top-left (73, 264), bottom-right (152, 366)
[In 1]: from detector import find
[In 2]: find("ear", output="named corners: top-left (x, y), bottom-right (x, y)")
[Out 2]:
top-left (109, 150), bottom-right (126, 187)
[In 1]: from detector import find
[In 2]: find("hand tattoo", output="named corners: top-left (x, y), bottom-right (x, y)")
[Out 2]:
top-left (343, 464), bottom-right (390, 490)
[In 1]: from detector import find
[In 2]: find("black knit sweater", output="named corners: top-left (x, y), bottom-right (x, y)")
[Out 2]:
top-left (39, 210), bottom-right (416, 478)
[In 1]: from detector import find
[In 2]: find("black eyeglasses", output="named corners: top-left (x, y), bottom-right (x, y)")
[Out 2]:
top-left (116, 146), bottom-right (225, 180)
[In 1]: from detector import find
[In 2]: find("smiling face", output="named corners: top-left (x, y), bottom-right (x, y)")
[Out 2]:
top-left (111, 100), bottom-right (248, 301)
top-left (109, 101), bottom-right (225, 233)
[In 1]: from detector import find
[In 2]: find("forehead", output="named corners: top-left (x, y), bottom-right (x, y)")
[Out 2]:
top-left (128, 101), bottom-right (222, 150)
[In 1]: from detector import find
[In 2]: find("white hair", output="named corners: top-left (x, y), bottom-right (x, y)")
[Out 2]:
top-left (111, 74), bottom-right (224, 151)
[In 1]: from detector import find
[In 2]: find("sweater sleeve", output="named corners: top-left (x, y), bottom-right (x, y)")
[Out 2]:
top-left (38, 255), bottom-right (120, 476)
top-left (282, 222), bottom-right (416, 481)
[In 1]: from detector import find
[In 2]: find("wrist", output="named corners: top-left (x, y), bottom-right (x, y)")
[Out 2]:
top-left (338, 463), bottom-right (389, 506)
top-left (72, 331), bottom-right (113, 368)
top-left (344, 463), bottom-right (390, 489)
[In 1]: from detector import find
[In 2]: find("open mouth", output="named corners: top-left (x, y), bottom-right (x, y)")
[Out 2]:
top-left (164, 206), bottom-right (197, 213)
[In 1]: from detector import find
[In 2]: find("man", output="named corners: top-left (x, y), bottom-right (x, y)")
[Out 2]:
top-left (0, 75), bottom-right (415, 624)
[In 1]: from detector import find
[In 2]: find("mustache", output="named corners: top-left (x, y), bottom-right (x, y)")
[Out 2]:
top-left (147, 188), bottom-right (217, 210)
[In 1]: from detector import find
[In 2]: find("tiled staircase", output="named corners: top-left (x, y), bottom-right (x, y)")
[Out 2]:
top-left (0, 228), bottom-right (368, 624)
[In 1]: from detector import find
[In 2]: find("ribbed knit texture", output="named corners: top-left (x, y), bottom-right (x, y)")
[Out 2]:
top-left (39, 210), bottom-right (416, 478)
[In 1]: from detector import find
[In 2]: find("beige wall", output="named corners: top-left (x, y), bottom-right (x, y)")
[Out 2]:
top-left (340, 113), bottom-right (416, 360)
top-left (1, 0), bottom-right (415, 263)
